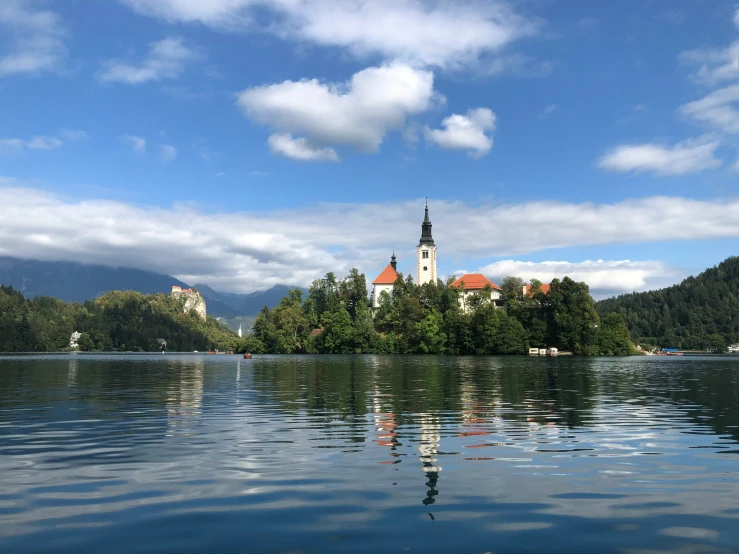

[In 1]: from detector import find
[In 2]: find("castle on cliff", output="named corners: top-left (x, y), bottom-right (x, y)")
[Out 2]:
top-left (170, 286), bottom-right (207, 320)
top-left (371, 201), bottom-right (503, 313)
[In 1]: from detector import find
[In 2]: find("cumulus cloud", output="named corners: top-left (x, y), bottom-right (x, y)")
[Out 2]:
top-left (478, 259), bottom-right (684, 298)
top-left (121, 135), bottom-right (147, 153)
top-left (2, 183), bottom-right (739, 293)
top-left (598, 136), bottom-right (722, 175)
top-left (160, 143), bottom-right (177, 163)
top-left (99, 37), bottom-right (196, 84)
top-left (424, 108), bottom-right (496, 158)
top-left (237, 63), bottom-right (439, 159)
top-left (121, 0), bottom-right (537, 70)
top-left (0, 130), bottom-right (82, 153)
top-left (0, 0), bottom-right (67, 77)
top-left (268, 133), bottom-right (338, 162)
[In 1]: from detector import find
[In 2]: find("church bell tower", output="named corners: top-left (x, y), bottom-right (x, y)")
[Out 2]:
top-left (417, 199), bottom-right (437, 285)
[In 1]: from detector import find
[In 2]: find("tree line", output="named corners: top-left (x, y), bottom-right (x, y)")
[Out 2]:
top-left (0, 286), bottom-right (236, 353)
top-left (596, 255), bottom-right (739, 351)
top-left (242, 270), bottom-right (634, 355)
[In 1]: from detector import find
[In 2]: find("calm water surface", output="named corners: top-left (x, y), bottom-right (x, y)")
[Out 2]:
top-left (1, 355), bottom-right (738, 553)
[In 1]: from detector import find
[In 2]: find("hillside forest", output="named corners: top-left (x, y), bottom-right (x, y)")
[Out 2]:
top-left (596, 256), bottom-right (739, 351)
top-left (0, 286), bottom-right (236, 353)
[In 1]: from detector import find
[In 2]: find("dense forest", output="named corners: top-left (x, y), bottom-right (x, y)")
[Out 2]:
top-left (596, 256), bottom-right (739, 351)
top-left (0, 286), bottom-right (236, 353)
top-left (243, 270), bottom-right (634, 356)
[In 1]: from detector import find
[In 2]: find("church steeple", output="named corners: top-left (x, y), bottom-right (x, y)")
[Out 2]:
top-left (416, 199), bottom-right (437, 286)
top-left (390, 251), bottom-right (397, 270)
top-left (419, 198), bottom-right (434, 246)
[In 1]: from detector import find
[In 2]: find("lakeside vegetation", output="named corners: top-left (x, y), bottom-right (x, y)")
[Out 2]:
top-left (6, 255), bottom-right (737, 356)
top-left (243, 270), bottom-right (634, 356)
top-left (0, 286), bottom-right (236, 353)
top-left (596, 256), bottom-right (739, 351)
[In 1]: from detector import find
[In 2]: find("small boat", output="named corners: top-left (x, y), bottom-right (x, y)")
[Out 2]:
top-left (243, 353), bottom-right (252, 359)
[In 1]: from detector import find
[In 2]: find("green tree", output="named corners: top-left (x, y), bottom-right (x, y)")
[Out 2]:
top-left (596, 313), bottom-right (635, 356)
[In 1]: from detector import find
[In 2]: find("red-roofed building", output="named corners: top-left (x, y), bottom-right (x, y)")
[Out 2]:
top-left (450, 273), bottom-right (503, 313)
top-left (522, 283), bottom-right (551, 297)
top-left (371, 253), bottom-right (399, 309)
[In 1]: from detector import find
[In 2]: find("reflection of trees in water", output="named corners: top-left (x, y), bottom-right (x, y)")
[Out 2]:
top-left (247, 355), bottom-right (739, 448)
top-left (166, 360), bottom-right (204, 437)
top-left (593, 359), bottom-right (739, 443)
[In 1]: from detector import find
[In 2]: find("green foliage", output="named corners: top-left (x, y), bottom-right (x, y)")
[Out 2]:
top-left (0, 286), bottom-right (236, 353)
top-left (596, 313), bottom-right (635, 356)
top-left (596, 256), bottom-right (739, 350)
top-left (244, 269), bottom-right (623, 355)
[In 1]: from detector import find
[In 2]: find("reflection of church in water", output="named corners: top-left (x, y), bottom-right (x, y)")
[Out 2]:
top-left (371, 368), bottom-right (442, 508)
top-left (371, 363), bottom-right (498, 509)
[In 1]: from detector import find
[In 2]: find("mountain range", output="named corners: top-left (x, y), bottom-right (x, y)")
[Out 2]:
top-left (0, 257), bottom-right (300, 318)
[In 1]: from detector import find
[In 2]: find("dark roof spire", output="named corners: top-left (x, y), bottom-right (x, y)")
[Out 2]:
top-left (390, 250), bottom-right (397, 270)
top-left (419, 199), bottom-right (434, 246)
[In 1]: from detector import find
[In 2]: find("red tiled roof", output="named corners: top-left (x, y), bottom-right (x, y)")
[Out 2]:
top-left (309, 328), bottom-right (323, 337)
top-left (373, 264), bottom-right (398, 285)
top-left (523, 284), bottom-right (551, 296)
top-left (450, 273), bottom-right (501, 291)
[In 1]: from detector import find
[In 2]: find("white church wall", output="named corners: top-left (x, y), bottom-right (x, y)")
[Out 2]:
top-left (372, 284), bottom-right (394, 308)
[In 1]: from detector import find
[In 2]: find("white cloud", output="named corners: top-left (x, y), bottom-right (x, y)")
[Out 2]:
top-left (679, 41), bottom-right (739, 86)
top-left (424, 108), bottom-right (496, 158)
top-left (237, 63), bottom-right (439, 159)
top-left (598, 135), bottom-right (722, 175)
top-left (160, 144), bottom-right (178, 163)
top-left (0, 130), bottom-right (80, 153)
top-left (0, 0), bottom-right (67, 77)
top-left (121, 135), bottom-right (147, 153)
top-left (2, 184), bottom-right (739, 293)
top-left (539, 104), bottom-right (557, 117)
top-left (99, 37), bottom-right (195, 84)
top-left (478, 259), bottom-right (683, 298)
top-left (268, 133), bottom-right (338, 162)
top-left (59, 129), bottom-right (88, 141)
top-left (680, 84), bottom-right (739, 134)
top-left (121, 0), bottom-right (537, 70)
top-left (26, 136), bottom-right (63, 150)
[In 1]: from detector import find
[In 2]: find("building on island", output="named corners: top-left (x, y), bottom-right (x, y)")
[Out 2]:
top-left (371, 252), bottom-right (399, 309)
top-left (237, 324), bottom-right (243, 338)
top-left (371, 202), bottom-right (504, 314)
top-left (450, 274), bottom-right (503, 313)
top-left (69, 331), bottom-right (82, 348)
top-left (417, 199), bottom-right (437, 286)
top-left (522, 283), bottom-right (550, 296)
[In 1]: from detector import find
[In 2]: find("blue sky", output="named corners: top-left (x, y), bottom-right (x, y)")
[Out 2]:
top-left (1, 0), bottom-right (739, 296)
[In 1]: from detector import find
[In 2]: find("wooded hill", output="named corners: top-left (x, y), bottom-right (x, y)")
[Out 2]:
top-left (596, 256), bottom-right (739, 350)
top-left (0, 286), bottom-right (237, 353)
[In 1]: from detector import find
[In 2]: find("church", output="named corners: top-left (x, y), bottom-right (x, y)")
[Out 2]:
top-left (371, 201), bottom-right (503, 312)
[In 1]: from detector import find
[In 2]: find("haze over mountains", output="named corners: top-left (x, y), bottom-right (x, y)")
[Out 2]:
top-left (0, 257), bottom-right (299, 318)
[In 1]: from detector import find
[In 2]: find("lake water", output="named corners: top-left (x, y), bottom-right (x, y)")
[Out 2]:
top-left (1, 355), bottom-right (738, 553)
